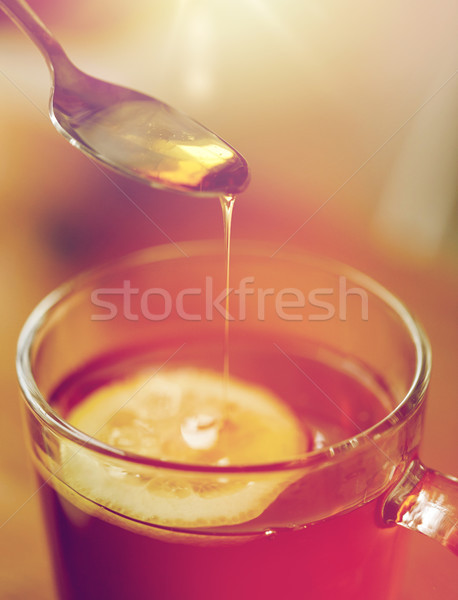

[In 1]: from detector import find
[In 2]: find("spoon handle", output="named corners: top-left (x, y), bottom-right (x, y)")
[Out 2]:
top-left (0, 0), bottom-right (70, 75)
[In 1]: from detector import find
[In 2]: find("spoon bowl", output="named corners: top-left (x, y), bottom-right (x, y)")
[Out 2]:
top-left (1, 0), bottom-right (249, 196)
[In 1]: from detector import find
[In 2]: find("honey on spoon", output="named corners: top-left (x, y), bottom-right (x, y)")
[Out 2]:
top-left (0, 0), bottom-right (250, 196)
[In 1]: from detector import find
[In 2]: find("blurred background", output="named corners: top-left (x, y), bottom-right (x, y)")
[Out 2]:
top-left (0, 0), bottom-right (457, 597)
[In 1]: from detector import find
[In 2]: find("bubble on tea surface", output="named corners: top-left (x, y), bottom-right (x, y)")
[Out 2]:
top-left (180, 414), bottom-right (220, 450)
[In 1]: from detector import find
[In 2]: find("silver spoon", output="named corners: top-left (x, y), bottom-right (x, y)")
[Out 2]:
top-left (0, 0), bottom-right (249, 196)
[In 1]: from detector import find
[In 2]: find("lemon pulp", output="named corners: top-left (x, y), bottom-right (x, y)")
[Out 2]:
top-left (61, 368), bottom-right (307, 528)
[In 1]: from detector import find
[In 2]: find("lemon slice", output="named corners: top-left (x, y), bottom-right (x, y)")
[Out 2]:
top-left (60, 368), bottom-right (306, 528)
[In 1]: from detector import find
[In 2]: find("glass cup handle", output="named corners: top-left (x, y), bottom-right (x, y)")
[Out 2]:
top-left (383, 459), bottom-right (458, 555)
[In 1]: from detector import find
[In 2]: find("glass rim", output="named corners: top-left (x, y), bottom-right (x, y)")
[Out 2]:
top-left (16, 239), bottom-right (431, 474)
